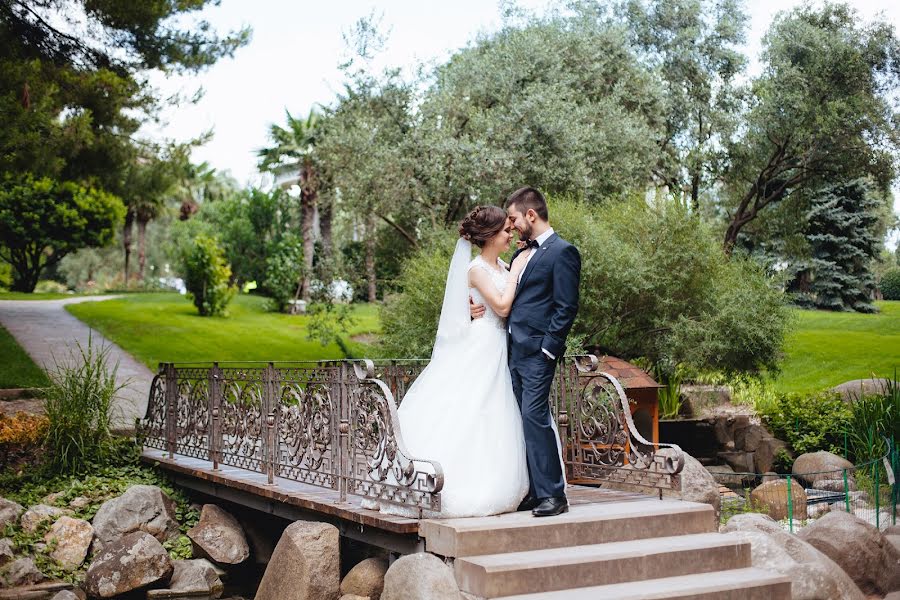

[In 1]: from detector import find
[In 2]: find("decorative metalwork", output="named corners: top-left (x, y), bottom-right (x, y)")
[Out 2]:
top-left (274, 364), bottom-right (340, 489)
top-left (347, 360), bottom-right (443, 512)
top-left (219, 368), bottom-right (266, 473)
top-left (561, 355), bottom-right (685, 490)
top-left (140, 353), bottom-right (683, 514)
top-left (142, 374), bottom-right (167, 451)
top-left (374, 361), bottom-right (427, 406)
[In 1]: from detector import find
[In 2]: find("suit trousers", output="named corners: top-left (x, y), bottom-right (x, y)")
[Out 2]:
top-left (509, 351), bottom-right (566, 499)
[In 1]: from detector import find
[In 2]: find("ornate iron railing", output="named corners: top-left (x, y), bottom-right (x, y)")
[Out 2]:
top-left (141, 355), bottom-right (684, 516)
top-left (141, 360), bottom-right (443, 513)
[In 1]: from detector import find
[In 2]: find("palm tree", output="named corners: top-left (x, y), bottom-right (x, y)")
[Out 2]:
top-left (257, 109), bottom-right (322, 302)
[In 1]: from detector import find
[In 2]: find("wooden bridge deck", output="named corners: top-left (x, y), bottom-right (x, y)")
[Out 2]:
top-left (142, 448), bottom-right (656, 553)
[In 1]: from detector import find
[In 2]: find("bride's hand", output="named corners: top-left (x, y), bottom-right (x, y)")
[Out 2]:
top-left (510, 249), bottom-right (531, 275)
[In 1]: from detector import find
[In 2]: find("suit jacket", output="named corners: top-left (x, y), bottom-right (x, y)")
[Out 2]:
top-left (508, 232), bottom-right (581, 359)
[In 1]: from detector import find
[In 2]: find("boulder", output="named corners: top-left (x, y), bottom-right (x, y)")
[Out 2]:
top-left (0, 497), bottom-right (23, 529)
top-left (761, 472), bottom-right (779, 483)
top-left (91, 484), bottom-right (179, 549)
top-left (381, 553), bottom-right (460, 600)
top-left (711, 416), bottom-right (737, 447)
top-left (85, 531), bottom-right (174, 598)
top-left (341, 557), bottom-right (388, 600)
top-left (339, 596), bottom-right (370, 600)
top-left (51, 591), bottom-right (83, 600)
top-left (831, 378), bottom-right (891, 401)
top-left (68, 496), bottom-right (91, 510)
top-left (792, 451), bottom-right (853, 486)
top-left (146, 559), bottom-right (224, 599)
top-left (0, 538), bottom-right (13, 567)
top-left (887, 534), bottom-right (900, 555)
top-left (749, 478), bottom-right (808, 521)
top-left (812, 478), bottom-right (855, 492)
top-left (679, 385), bottom-right (731, 417)
top-left (734, 424), bottom-right (768, 453)
top-left (45, 516), bottom-right (94, 570)
top-left (753, 436), bottom-right (788, 474)
top-left (718, 451), bottom-right (754, 474)
top-left (187, 504), bottom-right (249, 565)
top-left (255, 521), bottom-right (340, 600)
top-left (656, 449), bottom-right (721, 518)
top-left (797, 510), bottom-right (900, 595)
top-left (21, 504), bottom-right (67, 533)
top-left (0, 557), bottom-right (45, 586)
top-left (723, 513), bottom-right (865, 600)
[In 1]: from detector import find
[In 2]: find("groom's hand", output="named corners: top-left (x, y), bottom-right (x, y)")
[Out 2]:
top-left (470, 296), bottom-right (485, 320)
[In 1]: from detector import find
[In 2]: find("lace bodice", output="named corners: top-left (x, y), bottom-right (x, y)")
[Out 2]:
top-left (468, 255), bottom-right (509, 330)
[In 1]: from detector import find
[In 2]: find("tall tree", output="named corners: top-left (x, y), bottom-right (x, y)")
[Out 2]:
top-left (0, 0), bottom-right (249, 189)
top-left (721, 3), bottom-right (900, 253)
top-left (621, 0), bottom-right (748, 210)
top-left (258, 110), bottom-right (322, 301)
top-left (791, 179), bottom-right (884, 312)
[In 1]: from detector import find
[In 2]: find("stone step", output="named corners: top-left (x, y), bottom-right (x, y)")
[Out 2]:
top-left (421, 499), bottom-right (716, 558)
top-left (495, 568), bottom-right (791, 600)
top-left (454, 533), bottom-right (750, 598)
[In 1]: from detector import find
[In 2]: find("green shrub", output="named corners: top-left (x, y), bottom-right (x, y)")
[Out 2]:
top-left (880, 267), bottom-right (900, 300)
top-left (182, 234), bottom-right (236, 317)
top-left (381, 197), bottom-right (792, 375)
top-left (730, 376), bottom-right (780, 416)
top-left (263, 233), bottom-right (305, 312)
top-left (760, 391), bottom-right (852, 457)
top-left (42, 338), bottom-right (123, 474)
top-left (0, 259), bottom-right (11, 289)
top-left (844, 375), bottom-right (900, 463)
top-left (380, 227), bottom-right (458, 358)
top-left (34, 280), bottom-right (69, 294)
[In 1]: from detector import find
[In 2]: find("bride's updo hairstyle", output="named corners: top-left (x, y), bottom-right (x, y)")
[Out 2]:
top-left (458, 205), bottom-right (507, 248)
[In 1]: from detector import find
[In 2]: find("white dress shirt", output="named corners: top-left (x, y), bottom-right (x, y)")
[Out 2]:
top-left (517, 227), bottom-right (555, 284)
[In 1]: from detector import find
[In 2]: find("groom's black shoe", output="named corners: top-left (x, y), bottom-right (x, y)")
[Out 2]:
top-left (532, 497), bottom-right (568, 517)
top-left (517, 494), bottom-right (540, 511)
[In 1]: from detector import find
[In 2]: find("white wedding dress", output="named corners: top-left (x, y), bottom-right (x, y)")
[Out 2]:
top-left (376, 248), bottom-right (530, 519)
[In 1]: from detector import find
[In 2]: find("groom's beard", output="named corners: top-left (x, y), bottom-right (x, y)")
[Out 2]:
top-left (519, 223), bottom-right (533, 242)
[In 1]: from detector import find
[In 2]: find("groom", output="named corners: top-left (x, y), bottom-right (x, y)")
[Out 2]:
top-left (471, 186), bottom-right (581, 517)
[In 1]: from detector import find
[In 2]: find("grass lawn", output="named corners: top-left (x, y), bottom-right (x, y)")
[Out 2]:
top-left (66, 293), bottom-right (382, 370)
top-left (773, 300), bottom-right (900, 393)
top-left (0, 324), bottom-right (49, 388)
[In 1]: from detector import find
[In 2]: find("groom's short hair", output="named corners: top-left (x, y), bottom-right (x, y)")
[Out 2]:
top-left (505, 187), bottom-right (549, 221)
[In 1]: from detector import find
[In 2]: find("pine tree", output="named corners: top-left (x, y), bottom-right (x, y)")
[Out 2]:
top-left (794, 179), bottom-right (881, 312)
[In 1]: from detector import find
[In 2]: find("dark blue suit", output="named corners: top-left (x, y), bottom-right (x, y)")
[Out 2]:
top-left (508, 232), bottom-right (580, 499)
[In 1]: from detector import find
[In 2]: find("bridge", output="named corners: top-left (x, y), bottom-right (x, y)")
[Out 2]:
top-left (139, 356), bottom-right (791, 598)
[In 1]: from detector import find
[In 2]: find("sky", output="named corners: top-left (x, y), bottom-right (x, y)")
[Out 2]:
top-left (142, 0), bottom-right (900, 244)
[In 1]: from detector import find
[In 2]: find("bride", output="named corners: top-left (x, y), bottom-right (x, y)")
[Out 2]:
top-left (378, 205), bottom-right (533, 518)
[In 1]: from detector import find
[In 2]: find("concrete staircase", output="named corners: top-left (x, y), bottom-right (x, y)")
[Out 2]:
top-left (419, 496), bottom-right (790, 599)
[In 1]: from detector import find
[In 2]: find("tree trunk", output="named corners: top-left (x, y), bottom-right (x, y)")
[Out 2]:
top-left (319, 197), bottom-right (333, 260)
top-left (365, 214), bottom-right (377, 303)
top-left (10, 269), bottom-right (38, 293)
top-left (298, 160), bottom-right (317, 302)
top-left (137, 216), bottom-right (148, 282)
top-left (690, 170), bottom-right (700, 212)
top-left (123, 208), bottom-right (135, 284)
top-left (300, 189), bottom-right (316, 301)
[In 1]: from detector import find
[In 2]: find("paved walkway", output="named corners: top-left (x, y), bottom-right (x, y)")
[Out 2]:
top-left (0, 296), bottom-right (153, 430)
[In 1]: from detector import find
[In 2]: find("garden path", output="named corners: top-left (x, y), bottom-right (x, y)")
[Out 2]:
top-left (0, 296), bottom-right (152, 430)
